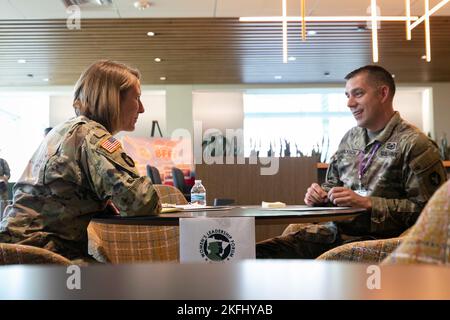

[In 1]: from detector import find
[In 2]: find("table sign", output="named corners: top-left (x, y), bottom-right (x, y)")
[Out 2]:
top-left (180, 217), bottom-right (255, 263)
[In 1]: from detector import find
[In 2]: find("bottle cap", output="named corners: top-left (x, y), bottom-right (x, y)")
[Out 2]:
top-left (195, 179), bottom-right (202, 183)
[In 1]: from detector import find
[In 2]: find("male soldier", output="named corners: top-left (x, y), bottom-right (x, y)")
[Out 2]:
top-left (0, 153), bottom-right (10, 203)
top-left (257, 65), bottom-right (447, 258)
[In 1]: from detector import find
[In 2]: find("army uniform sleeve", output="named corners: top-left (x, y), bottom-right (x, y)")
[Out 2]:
top-left (370, 137), bottom-right (447, 235)
top-left (80, 128), bottom-right (161, 217)
top-left (321, 152), bottom-right (342, 192)
top-left (322, 131), bottom-right (351, 192)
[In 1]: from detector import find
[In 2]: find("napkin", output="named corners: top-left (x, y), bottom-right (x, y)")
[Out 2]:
top-left (261, 201), bottom-right (286, 208)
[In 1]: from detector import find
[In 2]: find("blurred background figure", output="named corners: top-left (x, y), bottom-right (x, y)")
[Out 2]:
top-left (44, 127), bottom-right (53, 137)
top-left (0, 150), bottom-right (11, 202)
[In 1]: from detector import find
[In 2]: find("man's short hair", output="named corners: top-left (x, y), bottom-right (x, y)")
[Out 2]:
top-left (345, 65), bottom-right (396, 97)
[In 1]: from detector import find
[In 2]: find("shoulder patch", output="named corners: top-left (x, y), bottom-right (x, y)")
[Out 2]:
top-left (100, 136), bottom-right (121, 153)
top-left (121, 152), bottom-right (135, 167)
top-left (93, 128), bottom-right (108, 139)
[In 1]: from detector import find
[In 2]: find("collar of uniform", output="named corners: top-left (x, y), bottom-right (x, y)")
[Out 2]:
top-left (364, 111), bottom-right (401, 147)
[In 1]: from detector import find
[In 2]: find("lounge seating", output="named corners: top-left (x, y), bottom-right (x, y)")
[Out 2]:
top-left (382, 180), bottom-right (450, 266)
top-left (0, 243), bottom-right (71, 265)
top-left (316, 237), bottom-right (403, 263)
top-left (87, 184), bottom-right (187, 263)
top-left (171, 167), bottom-right (191, 201)
top-left (146, 165), bottom-right (162, 184)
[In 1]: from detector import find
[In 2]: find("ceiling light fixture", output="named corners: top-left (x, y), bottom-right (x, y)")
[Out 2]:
top-left (282, 0), bottom-right (288, 63)
top-left (424, 0), bottom-right (431, 62)
top-left (17, 59), bottom-right (27, 63)
top-left (134, 0), bottom-right (151, 10)
top-left (160, 76), bottom-right (166, 81)
top-left (239, 0), bottom-right (450, 64)
top-left (239, 16), bottom-right (419, 22)
top-left (274, 75), bottom-right (283, 80)
top-left (61, 0), bottom-right (113, 8)
top-left (147, 31), bottom-right (155, 36)
top-left (371, 0), bottom-right (379, 63)
top-left (154, 58), bottom-right (162, 62)
top-left (301, 0), bottom-right (306, 40)
top-left (405, 0), bottom-right (412, 40)
top-left (409, 0), bottom-right (449, 30)
top-left (288, 56), bottom-right (296, 61)
top-left (406, 0), bottom-right (449, 62)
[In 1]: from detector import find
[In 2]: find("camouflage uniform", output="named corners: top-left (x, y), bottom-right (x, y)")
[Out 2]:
top-left (0, 158), bottom-right (10, 202)
top-left (0, 116), bottom-right (160, 260)
top-left (257, 112), bottom-right (447, 258)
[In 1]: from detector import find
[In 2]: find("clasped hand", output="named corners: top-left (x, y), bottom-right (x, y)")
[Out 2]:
top-left (304, 183), bottom-right (371, 209)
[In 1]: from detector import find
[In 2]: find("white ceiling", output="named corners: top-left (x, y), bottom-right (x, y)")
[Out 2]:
top-left (1, 0), bottom-right (449, 19)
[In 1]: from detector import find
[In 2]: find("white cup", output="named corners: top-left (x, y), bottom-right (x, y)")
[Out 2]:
top-left (0, 200), bottom-right (13, 221)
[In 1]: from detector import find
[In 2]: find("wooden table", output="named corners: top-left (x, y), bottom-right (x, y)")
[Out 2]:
top-left (92, 206), bottom-right (366, 226)
top-left (1, 260), bottom-right (450, 299)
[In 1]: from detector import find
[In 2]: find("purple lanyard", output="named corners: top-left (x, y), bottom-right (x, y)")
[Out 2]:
top-left (358, 142), bottom-right (381, 180)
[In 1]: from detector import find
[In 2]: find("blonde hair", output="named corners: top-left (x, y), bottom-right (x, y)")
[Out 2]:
top-left (73, 60), bottom-right (141, 134)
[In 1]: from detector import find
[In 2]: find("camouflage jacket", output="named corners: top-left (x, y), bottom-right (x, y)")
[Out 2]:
top-left (323, 112), bottom-right (447, 238)
top-left (0, 158), bottom-right (10, 196)
top-left (0, 116), bottom-right (160, 260)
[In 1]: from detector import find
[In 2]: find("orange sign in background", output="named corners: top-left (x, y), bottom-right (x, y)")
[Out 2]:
top-left (121, 136), bottom-right (194, 183)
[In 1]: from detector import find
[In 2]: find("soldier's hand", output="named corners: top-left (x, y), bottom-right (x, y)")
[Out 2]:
top-left (327, 187), bottom-right (372, 209)
top-left (304, 183), bottom-right (328, 206)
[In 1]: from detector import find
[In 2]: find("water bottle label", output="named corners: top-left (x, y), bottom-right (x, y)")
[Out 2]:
top-left (191, 193), bottom-right (206, 204)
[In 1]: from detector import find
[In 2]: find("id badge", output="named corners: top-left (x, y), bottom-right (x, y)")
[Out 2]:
top-left (355, 188), bottom-right (368, 197)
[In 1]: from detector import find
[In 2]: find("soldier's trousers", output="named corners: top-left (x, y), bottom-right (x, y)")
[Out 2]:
top-left (256, 222), bottom-right (343, 259)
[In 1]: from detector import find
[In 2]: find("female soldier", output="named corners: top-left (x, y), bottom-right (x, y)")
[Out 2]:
top-left (0, 60), bottom-right (160, 261)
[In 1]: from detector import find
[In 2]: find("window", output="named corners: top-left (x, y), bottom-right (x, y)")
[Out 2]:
top-left (243, 90), bottom-right (354, 162)
top-left (0, 94), bottom-right (49, 181)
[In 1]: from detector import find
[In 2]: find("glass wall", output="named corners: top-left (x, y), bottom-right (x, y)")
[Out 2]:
top-left (243, 90), bottom-right (353, 162)
top-left (0, 94), bottom-right (50, 182)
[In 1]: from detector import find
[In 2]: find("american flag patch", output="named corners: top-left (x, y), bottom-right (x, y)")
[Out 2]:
top-left (100, 137), bottom-right (121, 153)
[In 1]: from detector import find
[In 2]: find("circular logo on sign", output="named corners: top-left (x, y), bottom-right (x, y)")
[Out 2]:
top-left (199, 229), bottom-right (236, 262)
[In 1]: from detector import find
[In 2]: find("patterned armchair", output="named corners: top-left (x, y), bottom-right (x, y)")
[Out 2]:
top-left (382, 180), bottom-right (450, 266)
top-left (0, 243), bottom-right (71, 265)
top-left (88, 184), bottom-right (187, 263)
top-left (318, 182), bottom-right (450, 265)
top-left (317, 180), bottom-right (450, 265)
top-left (316, 237), bottom-right (403, 263)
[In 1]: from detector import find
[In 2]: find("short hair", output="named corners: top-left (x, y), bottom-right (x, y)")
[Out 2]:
top-left (73, 60), bottom-right (141, 134)
top-left (345, 65), bottom-right (396, 97)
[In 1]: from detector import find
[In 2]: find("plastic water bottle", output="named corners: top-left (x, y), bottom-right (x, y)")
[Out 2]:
top-left (191, 180), bottom-right (206, 205)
